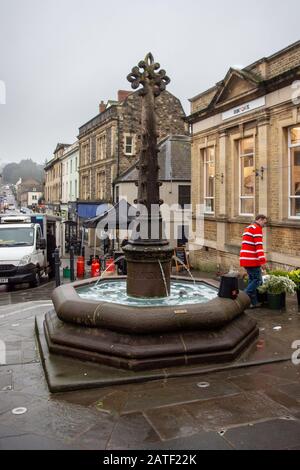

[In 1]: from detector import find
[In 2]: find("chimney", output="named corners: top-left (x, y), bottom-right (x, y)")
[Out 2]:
top-left (118, 90), bottom-right (132, 103)
top-left (99, 100), bottom-right (106, 113)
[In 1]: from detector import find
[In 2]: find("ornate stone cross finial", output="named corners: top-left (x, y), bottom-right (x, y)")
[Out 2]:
top-left (127, 53), bottom-right (170, 97)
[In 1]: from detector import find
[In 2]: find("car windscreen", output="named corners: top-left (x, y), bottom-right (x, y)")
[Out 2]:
top-left (0, 228), bottom-right (35, 247)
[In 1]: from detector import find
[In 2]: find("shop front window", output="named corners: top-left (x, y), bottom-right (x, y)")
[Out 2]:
top-left (204, 147), bottom-right (215, 214)
top-left (239, 137), bottom-right (254, 216)
top-left (289, 126), bottom-right (300, 218)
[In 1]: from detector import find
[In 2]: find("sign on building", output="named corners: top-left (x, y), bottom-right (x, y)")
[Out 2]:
top-left (222, 96), bottom-right (266, 121)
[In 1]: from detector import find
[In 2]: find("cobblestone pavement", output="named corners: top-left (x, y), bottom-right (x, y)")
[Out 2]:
top-left (0, 279), bottom-right (300, 450)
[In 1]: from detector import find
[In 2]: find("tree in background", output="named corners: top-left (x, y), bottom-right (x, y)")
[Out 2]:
top-left (2, 159), bottom-right (44, 184)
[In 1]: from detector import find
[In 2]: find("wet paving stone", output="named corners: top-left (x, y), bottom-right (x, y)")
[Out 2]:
top-left (278, 382), bottom-right (300, 401)
top-left (263, 388), bottom-right (300, 414)
top-left (0, 390), bottom-right (41, 415)
top-left (122, 380), bottom-right (241, 414)
top-left (224, 418), bottom-right (300, 450)
top-left (227, 372), bottom-right (295, 392)
top-left (0, 431), bottom-right (75, 450)
top-left (143, 430), bottom-right (234, 450)
top-left (255, 362), bottom-right (300, 382)
top-left (1, 397), bottom-right (103, 443)
top-left (7, 363), bottom-right (48, 397)
top-left (0, 370), bottom-right (12, 391)
top-left (71, 416), bottom-right (118, 450)
top-left (144, 405), bottom-right (201, 441)
top-left (106, 412), bottom-right (161, 450)
top-left (54, 388), bottom-right (129, 417)
top-left (0, 280), bottom-right (55, 306)
top-left (238, 335), bottom-right (291, 363)
top-left (183, 391), bottom-right (289, 432)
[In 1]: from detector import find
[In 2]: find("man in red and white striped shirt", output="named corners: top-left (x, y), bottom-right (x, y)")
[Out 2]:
top-left (240, 214), bottom-right (267, 308)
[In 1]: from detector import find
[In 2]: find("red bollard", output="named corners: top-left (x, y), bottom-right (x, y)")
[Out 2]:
top-left (76, 256), bottom-right (85, 278)
top-left (105, 258), bottom-right (115, 274)
top-left (91, 258), bottom-right (100, 277)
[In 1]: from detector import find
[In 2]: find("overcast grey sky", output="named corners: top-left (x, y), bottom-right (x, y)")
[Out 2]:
top-left (0, 0), bottom-right (300, 164)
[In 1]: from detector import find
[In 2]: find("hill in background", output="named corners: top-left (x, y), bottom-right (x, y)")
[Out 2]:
top-left (2, 159), bottom-right (44, 184)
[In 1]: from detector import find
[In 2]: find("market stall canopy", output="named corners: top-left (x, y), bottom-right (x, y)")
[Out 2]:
top-left (83, 199), bottom-right (137, 229)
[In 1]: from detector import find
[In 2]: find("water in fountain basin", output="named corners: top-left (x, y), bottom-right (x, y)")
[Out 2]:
top-left (77, 279), bottom-right (218, 307)
top-left (93, 255), bottom-right (126, 288)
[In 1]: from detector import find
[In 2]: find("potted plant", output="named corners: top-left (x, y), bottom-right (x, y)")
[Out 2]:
top-left (258, 275), bottom-right (296, 310)
top-left (288, 270), bottom-right (300, 308)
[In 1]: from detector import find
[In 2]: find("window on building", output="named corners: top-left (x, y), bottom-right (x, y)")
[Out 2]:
top-left (178, 185), bottom-right (191, 209)
top-left (75, 179), bottom-right (77, 198)
top-left (70, 160), bottom-right (73, 174)
top-left (125, 135), bottom-right (134, 155)
top-left (289, 126), bottom-right (300, 217)
top-left (204, 147), bottom-right (215, 213)
top-left (70, 181), bottom-right (72, 199)
top-left (96, 172), bottom-right (105, 200)
top-left (97, 135), bottom-right (106, 160)
top-left (82, 176), bottom-right (88, 200)
top-left (239, 136), bottom-right (254, 215)
top-left (82, 142), bottom-right (89, 166)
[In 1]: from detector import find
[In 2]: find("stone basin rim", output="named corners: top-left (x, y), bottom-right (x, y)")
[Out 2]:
top-left (51, 276), bottom-right (251, 335)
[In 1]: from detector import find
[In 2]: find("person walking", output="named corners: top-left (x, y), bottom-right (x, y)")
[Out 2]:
top-left (240, 214), bottom-right (267, 308)
top-left (101, 228), bottom-right (111, 255)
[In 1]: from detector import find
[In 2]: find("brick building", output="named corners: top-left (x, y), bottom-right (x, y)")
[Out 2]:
top-left (187, 41), bottom-right (300, 272)
top-left (77, 89), bottom-right (187, 220)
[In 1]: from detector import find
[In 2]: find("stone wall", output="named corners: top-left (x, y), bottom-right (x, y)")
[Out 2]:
top-left (189, 43), bottom-right (300, 273)
top-left (78, 90), bottom-right (187, 201)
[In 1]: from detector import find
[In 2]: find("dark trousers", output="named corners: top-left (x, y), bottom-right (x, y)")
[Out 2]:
top-left (244, 266), bottom-right (263, 306)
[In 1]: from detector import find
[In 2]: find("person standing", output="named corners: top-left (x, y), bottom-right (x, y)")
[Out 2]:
top-left (101, 228), bottom-right (111, 255)
top-left (240, 214), bottom-right (267, 308)
top-left (47, 228), bottom-right (57, 279)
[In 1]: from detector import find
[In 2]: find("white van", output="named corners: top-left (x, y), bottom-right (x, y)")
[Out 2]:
top-left (0, 214), bottom-right (62, 288)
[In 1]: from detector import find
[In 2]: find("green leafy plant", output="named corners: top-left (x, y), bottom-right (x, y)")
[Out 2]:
top-left (288, 270), bottom-right (300, 290)
top-left (266, 269), bottom-right (289, 278)
top-left (258, 275), bottom-right (296, 295)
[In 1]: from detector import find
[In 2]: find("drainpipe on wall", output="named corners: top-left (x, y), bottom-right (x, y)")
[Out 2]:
top-left (116, 116), bottom-right (121, 178)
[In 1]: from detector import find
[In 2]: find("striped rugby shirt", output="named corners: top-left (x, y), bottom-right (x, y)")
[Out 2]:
top-left (240, 222), bottom-right (266, 267)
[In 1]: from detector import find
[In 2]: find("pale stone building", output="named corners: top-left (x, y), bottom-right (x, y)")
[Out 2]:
top-left (187, 41), bottom-right (300, 272)
top-left (44, 143), bottom-right (70, 214)
top-left (60, 141), bottom-right (79, 219)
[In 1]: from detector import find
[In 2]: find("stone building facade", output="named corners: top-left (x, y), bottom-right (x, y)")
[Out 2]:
top-left (187, 41), bottom-right (300, 272)
top-left (44, 143), bottom-right (70, 214)
top-left (77, 89), bottom-right (187, 214)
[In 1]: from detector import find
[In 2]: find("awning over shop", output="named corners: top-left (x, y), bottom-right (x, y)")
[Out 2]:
top-left (77, 203), bottom-right (108, 219)
top-left (83, 199), bottom-right (137, 229)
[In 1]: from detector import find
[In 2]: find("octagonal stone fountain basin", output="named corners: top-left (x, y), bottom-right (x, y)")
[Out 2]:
top-left (40, 276), bottom-right (259, 372)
